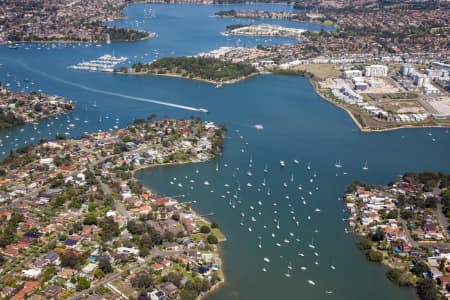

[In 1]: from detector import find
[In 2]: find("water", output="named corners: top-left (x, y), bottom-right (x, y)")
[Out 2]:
top-left (0, 3), bottom-right (448, 300)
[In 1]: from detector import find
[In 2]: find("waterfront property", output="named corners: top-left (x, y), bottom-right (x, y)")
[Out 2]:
top-left (0, 118), bottom-right (226, 299)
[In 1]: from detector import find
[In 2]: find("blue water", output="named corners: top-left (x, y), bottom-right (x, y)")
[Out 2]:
top-left (0, 3), bottom-right (448, 300)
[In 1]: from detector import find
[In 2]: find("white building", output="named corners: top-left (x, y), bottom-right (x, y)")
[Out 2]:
top-left (343, 69), bottom-right (363, 79)
top-left (364, 65), bottom-right (388, 77)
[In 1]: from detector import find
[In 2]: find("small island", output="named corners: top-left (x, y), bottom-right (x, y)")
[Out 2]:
top-left (0, 117), bottom-right (226, 299)
top-left (345, 172), bottom-right (450, 300)
top-left (115, 57), bottom-right (258, 84)
top-left (0, 82), bottom-right (74, 129)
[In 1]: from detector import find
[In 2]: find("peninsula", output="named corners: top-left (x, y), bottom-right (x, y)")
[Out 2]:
top-left (115, 57), bottom-right (258, 84)
top-left (345, 172), bottom-right (450, 300)
top-left (0, 117), bottom-right (226, 300)
top-left (0, 0), bottom-right (152, 44)
top-left (0, 82), bottom-right (74, 129)
top-left (224, 24), bottom-right (305, 40)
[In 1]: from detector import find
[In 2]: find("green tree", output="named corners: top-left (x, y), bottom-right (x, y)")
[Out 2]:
top-left (412, 262), bottom-right (430, 276)
top-left (76, 276), bottom-right (91, 291)
top-left (366, 250), bottom-right (383, 262)
top-left (207, 234), bottom-right (218, 244)
top-left (200, 225), bottom-right (211, 234)
top-left (416, 278), bottom-right (440, 300)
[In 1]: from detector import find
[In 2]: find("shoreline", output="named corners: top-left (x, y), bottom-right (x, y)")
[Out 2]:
top-left (286, 72), bottom-right (450, 133)
top-left (114, 70), bottom-right (260, 85)
top-left (131, 153), bottom-right (227, 299)
top-left (1, 32), bottom-right (153, 46)
top-left (116, 67), bottom-right (448, 132)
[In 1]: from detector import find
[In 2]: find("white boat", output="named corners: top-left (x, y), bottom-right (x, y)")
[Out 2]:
top-left (280, 160), bottom-right (285, 167)
top-left (307, 162), bottom-right (311, 170)
top-left (334, 160), bottom-right (342, 168)
top-left (293, 159), bottom-right (299, 164)
top-left (307, 280), bottom-right (315, 286)
top-left (204, 181), bottom-right (210, 186)
top-left (264, 163), bottom-right (269, 173)
top-left (263, 257), bottom-right (270, 263)
top-left (330, 265), bottom-right (336, 270)
top-left (362, 161), bottom-right (369, 170)
top-left (261, 178), bottom-right (266, 187)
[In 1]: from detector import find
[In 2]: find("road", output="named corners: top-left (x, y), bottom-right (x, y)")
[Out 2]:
top-left (401, 219), bottom-right (419, 248)
top-left (67, 248), bottom-right (184, 300)
top-left (433, 185), bottom-right (449, 238)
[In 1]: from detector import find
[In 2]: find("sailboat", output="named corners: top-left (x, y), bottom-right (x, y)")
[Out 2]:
top-left (290, 173), bottom-right (294, 183)
top-left (276, 219), bottom-right (280, 230)
top-left (285, 269), bottom-right (291, 278)
top-left (266, 188), bottom-right (271, 196)
top-left (264, 163), bottom-right (269, 173)
top-left (92, 100), bottom-right (97, 108)
top-left (258, 236), bottom-right (262, 248)
top-left (307, 162), bottom-right (311, 170)
top-left (362, 161), bottom-right (369, 170)
top-left (262, 177), bottom-right (266, 187)
top-left (216, 162), bottom-right (219, 172)
top-left (334, 160), bottom-right (342, 168)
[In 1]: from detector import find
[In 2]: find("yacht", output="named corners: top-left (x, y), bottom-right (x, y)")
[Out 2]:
top-left (362, 161), bottom-right (369, 170)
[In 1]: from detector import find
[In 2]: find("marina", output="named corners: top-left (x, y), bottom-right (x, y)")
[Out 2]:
top-left (68, 54), bottom-right (128, 72)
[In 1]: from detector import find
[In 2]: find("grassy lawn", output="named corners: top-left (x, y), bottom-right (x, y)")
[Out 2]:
top-left (195, 220), bottom-right (226, 242)
top-left (292, 64), bottom-right (341, 80)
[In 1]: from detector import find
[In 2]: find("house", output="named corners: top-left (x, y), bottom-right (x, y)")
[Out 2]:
top-left (57, 268), bottom-right (77, 279)
top-left (45, 285), bottom-right (62, 298)
top-left (149, 289), bottom-right (170, 300)
top-left (159, 282), bottom-right (178, 298)
top-left (437, 275), bottom-right (450, 290)
top-left (22, 269), bottom-right (42, 279)
top-left (11, 281), bottom-right (40, 300)
top-left (1, 287), bottom-right (15, 299)
top-left (152, 263), bottom-right (164, 271)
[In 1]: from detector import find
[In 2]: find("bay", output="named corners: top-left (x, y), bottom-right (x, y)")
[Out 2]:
top-left (0, 3), bottom-right (448, 300)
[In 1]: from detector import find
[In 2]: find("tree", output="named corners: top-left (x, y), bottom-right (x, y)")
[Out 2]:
top-left (412, 262), bottom-right (430, 276)
top-left (366, 250), bottom-right (383, 262)
top-left (416, 278), bottom-right (440, 300)
top-left (371, 227), bottom-right (386, 242)
top-left (211, 222), bottom-right (219, 229)
top-left (387, 210), bottom-right (398, 219)
top-left (61, 250), bottom-right (84, 268)
top-left (207, 234), bottom-right (218, 244)
top-left (76, 276), bottom-right (91, 291)
top-left (386, 268), bottom-right (411, 286)
top-left (200, 225), bottom-right (211, 234)
top-left (180, 288), bottom-right (198, 300)
top-left (357, 237), bottom-right (373, 251)
top-left (133, 272), bottom-right (153, 289)
top-left (98, 259), bottom-right (113, 274)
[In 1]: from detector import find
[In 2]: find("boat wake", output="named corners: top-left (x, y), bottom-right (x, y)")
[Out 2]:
top-left (0, 57), bottom-right (207, 112)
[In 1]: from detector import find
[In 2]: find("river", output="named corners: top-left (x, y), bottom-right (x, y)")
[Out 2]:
top-left (1, 3), bottom-right (449, 300)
